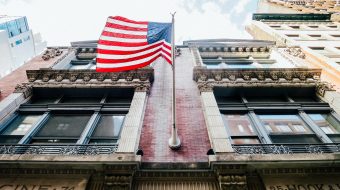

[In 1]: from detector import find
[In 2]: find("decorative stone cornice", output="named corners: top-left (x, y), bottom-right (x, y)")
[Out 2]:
top-left (253, 13), bottom-right (331, 21)
top-left (193, 66), bottom-right (322, 92)
top-left (24, 68), bottom-right (154, 93)
top-left (198, 46), bottom-right (271, 53)
top-left (27, 69), bottom-right (153, 83)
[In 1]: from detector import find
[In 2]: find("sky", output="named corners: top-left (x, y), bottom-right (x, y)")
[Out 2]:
top-left (0, 0), bottom-right (258, 46)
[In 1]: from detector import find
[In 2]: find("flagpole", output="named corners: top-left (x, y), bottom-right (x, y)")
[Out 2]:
top-left (168, 12), bottom-right (181, 149)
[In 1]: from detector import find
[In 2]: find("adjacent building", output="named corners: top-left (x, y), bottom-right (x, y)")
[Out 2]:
top-left (257, 0), bottom-right (340, 21)
top-left (0, 15), bottom-right (46, 79)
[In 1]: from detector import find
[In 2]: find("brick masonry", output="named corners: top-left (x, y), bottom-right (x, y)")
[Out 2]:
top-left (139, 48), bottom-right (211, 163)
top-left (0, 49), bottom-right (69, 101)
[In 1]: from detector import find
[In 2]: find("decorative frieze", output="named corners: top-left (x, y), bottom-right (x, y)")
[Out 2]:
top-left (193, 67), bottom-right (328, 93)
top-left (26, 69), bottom-right (154, 83)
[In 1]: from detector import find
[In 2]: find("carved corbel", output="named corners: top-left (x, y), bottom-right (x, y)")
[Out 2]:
top-left (69, 73), bottom-right (78, 82)
top-left (228, 74), bottom-right (236, 81)
top-left (55, 74), bottom-right (65, 82)
top-left (27, 73), bottom-right (38, 82)
top-left (83, 73), bottom-right (92, 82)
top-left (197, 82), bottom-right (214, 92)
top-left (270, 72), bottom-right (279, 80)
top-left (42, 73), bottom-right (51, 82)
top-left (219, 175), bottom-right (247, 190)
top-left (316, 82), bottom-right (335, 97)
top-left (134, 83), bottom-right (151, 94)
top-left (14, 83), bottom-right (33, 98)
top-left (126, 73), bottom-right (134, 81)
top-left (256, 72), bottom-right (265, 81)
top-left (111, 73), bottom-right (120, 81)
top-left (96, 73), bottom-right (106, 81)
top-left (213, 72), bottom-right (223, 81)
top-left (104, 175), bottom-right (132, 190)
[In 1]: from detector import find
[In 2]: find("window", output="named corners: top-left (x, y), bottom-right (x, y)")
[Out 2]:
top-left (286, 34), bottom-right (300, 40)
top-left (309, 114), bottom-right (340, 143)
top-left (290, 26), bottom-right (300, 29)
top-left (0, 88), bottom-right (134, 145)
top-left (309, 35), bottom-right (326, 40)
top-left (328, 25), bottom-right (337, 29)
top-left (201, 57), bottom-right (275, 69)
top-left (215, 87), bottom-right (338, 148)
top-left (6, 20), bottom-right (20, 38)
top-left (15, 39), bottom-right (22, 45)
top-left (223, 114), bottom-right (260, 144)
top-left (270, 25), bottom-right (281, 29)
top-left (69, 60), bottom-right (95, 70)
top-left (331, 35), bottom-right (340, 38)
top-left (0, 114), bottom-right (42, 144)
top-left (258, 114), bottom-right (320, 144)
top-left (89, 115), bottom-right (125, 144)
top-left (310, 47), bottom-right (340, 58)
top-left (31, 114), bottom-right (91, 144)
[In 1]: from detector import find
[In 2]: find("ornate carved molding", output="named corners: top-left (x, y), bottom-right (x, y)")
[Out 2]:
top-left (27, 69), bottom-right (153, 83)
top-left (193, 66), bottom-right (322, 92)
top-left (25, 68), bottom-right (154, 93)
top-left (14, 83), bottom-right (33, 98)
top-left (41, 48), bottom-right (63, 61)
top-left (194, 67), bottom-right (321, 82)
top-left (284, 47), bottom-right (306, 59)
top-left (219, 175), bottom-right (247, 190)
top-left (104, 175), bottom-right (132, 190)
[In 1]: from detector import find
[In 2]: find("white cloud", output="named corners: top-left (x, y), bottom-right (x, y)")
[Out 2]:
top-left (232, 0), bottom-right (251, 15)
top-left (0, 0), bottom-right (253, 46)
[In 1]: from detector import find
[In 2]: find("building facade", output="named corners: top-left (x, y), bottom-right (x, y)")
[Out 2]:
top-left (0, 15), bottom-right (46, 79)
top-left (257, 0), bottom-right (340, 21)
top-left (0, 37), bottom-right (339, 189)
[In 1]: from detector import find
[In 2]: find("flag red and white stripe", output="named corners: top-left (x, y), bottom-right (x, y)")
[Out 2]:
top-left (96, 16), bottom-right (172, 72)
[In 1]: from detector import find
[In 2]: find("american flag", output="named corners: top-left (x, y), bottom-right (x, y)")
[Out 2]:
top-left (96, 16), bottom-right (172, 72)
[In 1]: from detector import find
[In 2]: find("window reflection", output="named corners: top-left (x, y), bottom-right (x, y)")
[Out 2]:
top-left (31, 114), bottom-right (91, 144)
top-left (223, 114), bottom-right (260, 144)
top-left (309, 114), bottom-right (340, 143)
top-left (258, 114), bottom-right (320, 143)
top-left (89, 115), bottom-right (125, 144)
top-left (0, 114), bottom-right (42, 143)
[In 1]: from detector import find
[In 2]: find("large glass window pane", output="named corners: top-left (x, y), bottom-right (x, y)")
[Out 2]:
top-left (36, 115), bottom-right (90, 137)
top-left (309, 114), bottom-right (340, 143)
top-left (31, 114), bottom-right (91, 144)
top-left (223, 114), bottom-right (260, 144)
top-left (0, 114), bottom-right (42, 143)
top-left (224, 114), bottom-right (256, 136)
top-left (6, 20), bottom-right (19, 37)
top-left (259, 114), bottom-right (321, 143)
top-left (89, 115), bottom-right (125, 144)
top-left (259, 115), bottom-right (312, 134)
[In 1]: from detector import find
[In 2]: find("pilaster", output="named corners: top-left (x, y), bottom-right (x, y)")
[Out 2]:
top-left (200, 91), bottom-right (234, 153)
top-left (116, 91), bottom-right (148, 153)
